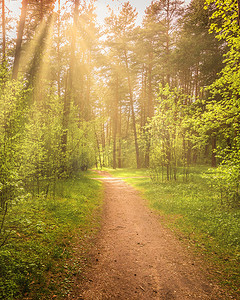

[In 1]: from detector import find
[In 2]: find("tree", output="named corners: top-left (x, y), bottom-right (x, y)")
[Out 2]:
top-left (173, 0), bottom-right (223, 97)
top-left (148, 84), bottom-right (191, 181)
top-left (103, 3), bottom-right (141, 168)
top-left (0, 75), bottom-right (28, 245)
top-left (137, 1), bottom-right (166, 167)
top-left (25, 0), bottom-right (56, 35)
top-left (61, 0), bottom-right (79, 170)
top-left (12, 0), bottom-right (28, 80)
top-left (194, 0), bottom-right (240, 204)
top-left (73, 0), bottom-right (100, 120)
top-left (203, 0), bottom-right (240, 164)
top-left (136, 0), bottom-right (184, 167)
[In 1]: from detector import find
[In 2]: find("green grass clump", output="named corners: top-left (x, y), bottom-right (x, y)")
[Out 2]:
top-left (107, 167), bottom-right (240, 297)
top-left (0, 173), bottom-right (102, 300)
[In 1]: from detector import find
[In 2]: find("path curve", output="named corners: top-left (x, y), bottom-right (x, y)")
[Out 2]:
top-left (72, 172), bottom-right (224, 299)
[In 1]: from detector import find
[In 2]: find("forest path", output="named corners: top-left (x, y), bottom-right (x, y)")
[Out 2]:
top-left (72, 171), bottom-right (224, 299)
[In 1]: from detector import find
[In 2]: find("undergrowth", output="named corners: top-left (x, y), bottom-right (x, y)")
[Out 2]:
top-left (108, 166), bottom-right (240, 298)
top-left (0, 171), bottom-right (102, 300)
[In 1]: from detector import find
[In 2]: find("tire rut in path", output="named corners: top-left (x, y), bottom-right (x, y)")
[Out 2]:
top-left (73, 175), bottom-right (224, 299)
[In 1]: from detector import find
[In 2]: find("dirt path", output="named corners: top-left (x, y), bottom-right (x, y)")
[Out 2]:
top-left (72, 172), bottom-right (225, 299)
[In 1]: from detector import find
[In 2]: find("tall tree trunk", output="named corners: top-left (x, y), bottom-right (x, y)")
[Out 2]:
top-left (195, 61), bottom-right (199, 98)
top-left (61, 0), bottom-right (79, 168)
top-left (61, 73), bottom-right (70, 155)
top-left (124, 49), bottom-right (140, 169)
top-left (140, 65), bottom-right (147, 127)
top-left (165, 0), bottom-right (171, 85)
top-left (101, 118), bottom-right (106, 166)
top-left (85, 50), bottom-right (91, 120)
top-left (12, 0), bottom-right (28, 80)
top-left (40, 0), bottom-right (44, 21)
top-left (166, 134), bottom-right (171, 181)
top-left (118, 102), bottom-right (122, 168)
top-left (112, 74), bottom-right (119, 169)
top-left (57, 0), bottom-right (61, 98)
top-left (69, 0), bottom-right (79, 92)
top-left (94, 130), bottom-right (102, 169)
top-left (145, 51), bottom-right (154, 168)
top-left (148, 51), bottom-right (154, 119)
top-left (211, 136), bottom-right (217, 167)
top-left (1, 0), bottom-right (6, 64)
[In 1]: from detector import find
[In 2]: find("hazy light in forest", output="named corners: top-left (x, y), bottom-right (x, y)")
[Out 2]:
top-left (7, 0), bottom-right (191, 25)
top-left (17, 13), bottom-right (56, 101)
top-left (19, 21), bottom-right (50, 74)
top-left (34, 16), bottom-right (55, 86)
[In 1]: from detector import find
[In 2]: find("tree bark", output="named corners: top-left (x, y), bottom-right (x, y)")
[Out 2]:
top-left (118, 102), bottom-right (122, 168)
top-left (69, 0), bottom-right (79, 91)
top-left (195, 61), bottom-right (199, 98)
top-left (61, 73), bottom-right (70, 155)
top-left (57, 0), bottom-right (61, 98)
top-left (101, 119), bottom-right (106, 166)
top-left (165, 0), bottom-right (171, 85)
top-left (61, 0), bottom-right (79, 168)
top-left (148, 51), bottom-right (154, 119)
top-left (85, 51), bottom-right (91, 120)
top-left (40, 0), bottom-right (44, 21)
top-left (144, 51), bottom-right (154, 168)
top-left (12, 0), bottom-right (28, 80)
top-left (124, 48), bottom-right (140, 169)
top-left (112, 74), bottom-right (119, 169)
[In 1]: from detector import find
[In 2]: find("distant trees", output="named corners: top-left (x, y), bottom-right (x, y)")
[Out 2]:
top-left (148, 85), bottom-right (187, 181)
top-left (137, 0), bottom-right (184, 167)
top-left (137, 1), bottom-right (164, 167)
top-left (173, 0), bottom-right (223, 96)
top-left (170, 0), bottom-right (225, 168)
top-left (103, 2), bottom-right (141, 168)
top-left (98, 0), bottom-right (186, 169)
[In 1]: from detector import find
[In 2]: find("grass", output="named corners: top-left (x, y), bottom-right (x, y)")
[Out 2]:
top-left (107, 166), bottom-right (240, 298)
top-left (0, 172), bottom-right (103, 300)
top-left (103, 167), bottom-right (149, 178)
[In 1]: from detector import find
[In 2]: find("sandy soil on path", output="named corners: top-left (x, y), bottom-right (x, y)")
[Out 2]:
top-left (71, 172), bottom-right (225, 300)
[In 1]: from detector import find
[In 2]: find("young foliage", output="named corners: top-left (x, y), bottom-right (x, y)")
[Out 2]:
top-left (203, 0), bottom-right (240, 206)
top-left (0, 75), bottom-right (28, 246)
top-left (147, 85), bottom-right (193, 181)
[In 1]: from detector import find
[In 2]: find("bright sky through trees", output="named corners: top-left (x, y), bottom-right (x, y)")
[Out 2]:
top-left (96, 0), bottom-right (191, 23)
top-left (8, 0), bottom-right (191, 24)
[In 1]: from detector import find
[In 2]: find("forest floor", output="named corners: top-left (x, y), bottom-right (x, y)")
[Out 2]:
top-left (69, 171), bottom-right (228, 300)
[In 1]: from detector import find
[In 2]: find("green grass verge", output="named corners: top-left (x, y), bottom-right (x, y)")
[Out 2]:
top-left (107, 167), bottom-right (240, 297)
top-left (0, 172), bottom-right (103, 300)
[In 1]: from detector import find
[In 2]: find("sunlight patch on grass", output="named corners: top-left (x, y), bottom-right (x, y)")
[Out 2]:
top-left (103, 168), bottom-right (149, 178)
